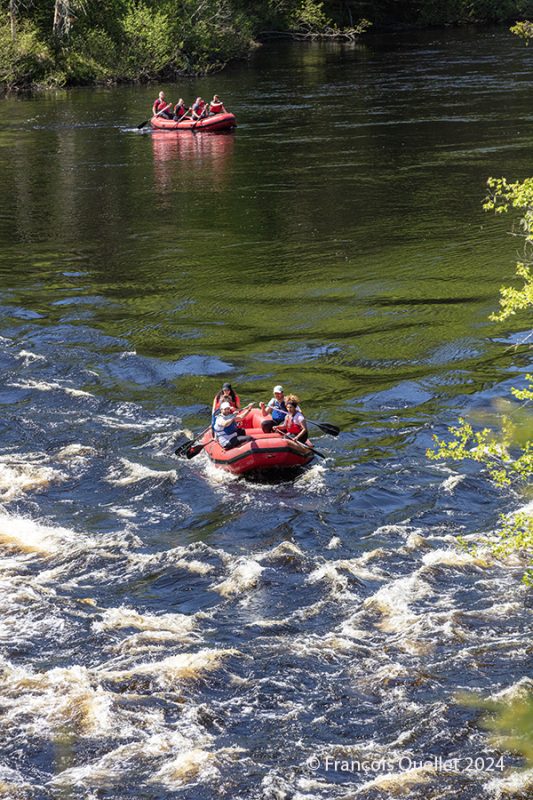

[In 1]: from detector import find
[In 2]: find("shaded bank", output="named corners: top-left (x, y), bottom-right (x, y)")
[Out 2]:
top-left (1, 0), bottom-right (533, 93)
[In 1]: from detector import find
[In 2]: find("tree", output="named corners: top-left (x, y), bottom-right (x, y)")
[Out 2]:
top-left (53, 0), bottom-right (86, 38)
top-left (427, 176), bottom-right (533, 584)
top-left (510, 19), bottom-right (533, 44)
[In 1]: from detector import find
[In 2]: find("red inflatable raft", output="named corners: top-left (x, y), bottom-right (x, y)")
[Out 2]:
top-left (151, 112), bottom-right (236, 133)
top-left (200, 410), bottom-right (314, 476)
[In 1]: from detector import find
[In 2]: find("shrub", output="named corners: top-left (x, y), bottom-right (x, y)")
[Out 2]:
top-left (63, 28), bottom-right (118, 83)
top-left (0, 16), bottom-right (54, 91)
top-left (119, 2), bottom-right (180, 80)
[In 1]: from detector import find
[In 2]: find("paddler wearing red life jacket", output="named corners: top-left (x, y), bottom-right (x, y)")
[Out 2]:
top-left (173, 98), bottom-right (188, 120)
top-left (209, 95), bottom-right (225, 115)
top-left (152, 91), bottom-right (172, 119)
top-left (273, 395), bottom-right (308, 443)
top-left (191, 97), bottom-right (207, 120)
top-left (212, 382), bottom-right (241, 416)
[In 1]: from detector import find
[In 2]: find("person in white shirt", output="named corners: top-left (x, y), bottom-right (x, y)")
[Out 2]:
top-left (213, 401), bottom-right (254, 450)
top-left (273, 395), bottom-right (308, 443)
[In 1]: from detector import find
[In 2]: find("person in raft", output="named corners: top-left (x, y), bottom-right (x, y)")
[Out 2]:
top-left (209, 94), bottom-right (226, 115)
top-left (214, 401), bottom-right (254, 450)
top-left (273, 395), bottom-right (308, 443)
top-left (173, 98), bottom-right (188, 120)
top-left (212, 382), bottom-right (240, 416)
top-left (260, 385), bottom-right (288, 433)
top-left (191, 97), bottom-right (208, 120)
top-left (152, 91), bottom-right (172, 119)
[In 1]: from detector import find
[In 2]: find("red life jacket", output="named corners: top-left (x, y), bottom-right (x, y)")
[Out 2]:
top-left (154, 99), bottom-right (168, 113)
top-left (193, 100), bottom-right (205, 115)
top-left (214, 393), bottom-right (240, 412)
top-left (285, 415), bottom-right (303, 436)
top-left (174, 104), bottom-right (187, 117)
top-left (210, 101), bottom-right (224, 114)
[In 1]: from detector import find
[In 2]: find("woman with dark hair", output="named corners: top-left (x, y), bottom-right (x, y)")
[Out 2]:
top-left (273, 395), bottom-right (308, 443)
top-left (212, 383), bottom-right (240, 415)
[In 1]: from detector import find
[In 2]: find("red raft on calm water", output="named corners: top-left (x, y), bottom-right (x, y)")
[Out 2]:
top-left (151, 112), bottom-right (236, 133)
top-left (199, 409), bottom-right (314, 476)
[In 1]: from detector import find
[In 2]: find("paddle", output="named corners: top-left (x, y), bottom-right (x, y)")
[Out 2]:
top-left (280, 433), bottom-right (326, 460)
top-left (185, 441), bottom-right (210, 459)
top-left (137, 103), bottom-right (172, 130)
top-left (179, 403), bottom-right (255, 459)
top-left (174, 424), bottom-right (211, 458)
top-left (272, 407), bottom-right (339, 437)
top-left (191, 105), bottom-right (208, 130)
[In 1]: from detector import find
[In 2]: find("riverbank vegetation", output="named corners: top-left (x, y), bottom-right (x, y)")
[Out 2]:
top-left (428, 176), bottom-right (533, 585)
top-left (2, 1), bottom-right (533, 92)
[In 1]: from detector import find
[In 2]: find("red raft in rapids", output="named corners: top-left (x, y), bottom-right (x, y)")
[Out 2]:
top-left (150, 112), bottom-right (236, 133)
top-left (199, 409), bottom-right (314, 476)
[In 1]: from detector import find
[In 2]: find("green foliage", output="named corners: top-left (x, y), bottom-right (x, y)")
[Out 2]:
top-left (459, 692), bottom-right (533, 768)
top-left (512, 374), bottom-right (533, 401)
top-left (175, 0), bottom-right (254, 75)
top-left (487, 695), bottom-right (533, 766)
top-left (2, 1), bottom-right (533, 90)
top-left (62, 28), bottom-right (118, 83)
top-left (490, 262), bottom-right (533, 322)
top-left (427, 407), bottom-right (533, 487)
top-left (462, 512), bottom-right (533, 585)
top-left (510, 19), bottom-right (533, 44)
top-left (0, 15), bottom-right (55, 90)
top-left (428, 172), bottom-right (533, 586)
top-left (120, 2), bottom-right (178, 80)
top-left (288, 0), bottom-right (330, 31)
top-left (492, 513), bottom-right (533, 573)
top-left (483, 177), bottom-right (533, 320)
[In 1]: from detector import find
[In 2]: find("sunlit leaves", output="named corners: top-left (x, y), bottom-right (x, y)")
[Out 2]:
top-left (510, 19), bottom-right (533, 45)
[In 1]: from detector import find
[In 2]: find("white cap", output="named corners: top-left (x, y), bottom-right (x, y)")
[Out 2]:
top-left (220, 401), bottom-right (232, 410)
top-left (273, 385), bottom-right (283, 393)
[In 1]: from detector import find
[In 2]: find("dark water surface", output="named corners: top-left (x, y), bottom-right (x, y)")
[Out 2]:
top-left (0, 26), bottom-right (531, 799)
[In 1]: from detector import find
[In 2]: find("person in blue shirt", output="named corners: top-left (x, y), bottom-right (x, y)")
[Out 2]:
top-left (260, 385), bottom-right (288, 433)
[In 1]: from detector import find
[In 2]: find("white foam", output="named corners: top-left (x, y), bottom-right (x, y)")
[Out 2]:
top-left (55, 444), bottom-right (97, 462)
top-left (50, 727), bottom-right (214, 788)
top-left (106, 459), bottom-right (177, 487)
top-left (0, 512), bottom-right (86, 556)
top-left (17, 349), bottom-right (46, 365)
top-left (8, 379), bottom-right (93, 397)
top-left (0, 459), bottom-right (65, 502)
top-left (485, 767), bottom-right (533, 799)
top-left (489, 676), bottom-right (533, 702)
top-left (93, 606), bottom-right (196, 639)
top-left (212, 558), bottom-right (263, 598)
top-left (364, 574), bottom-right (433, 634)
top-left (440, 474), bottom-right (466, 493)
top-left (421, 549), bottom-right (486, 569)
top-left (1, 663), bottom-right (113, 736)
top-left (100, 648), bottom-right (238, 688)
top-left (294, 463), bottom-right (327, 492)
top-left (356, 764), bottom-right (435, 793)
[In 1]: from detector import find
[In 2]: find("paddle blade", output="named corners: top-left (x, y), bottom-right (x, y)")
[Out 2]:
top-left (174, 438), bottom-right (195, 457)
top-left (137, 120), bottom-right (149, 129)
top-left (186, 443), bottom-right (205, 459)
top-left (313, 422), bottom-right (340, 437)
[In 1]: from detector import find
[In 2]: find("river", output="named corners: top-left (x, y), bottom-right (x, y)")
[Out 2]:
top-left (0, 24), bottom-right (531, 800)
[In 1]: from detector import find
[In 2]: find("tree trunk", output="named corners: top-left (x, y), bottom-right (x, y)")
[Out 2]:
top-left (9, 0), bottom-right (16, 41)
top-left (53, 1), bottom-right (73, 37)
